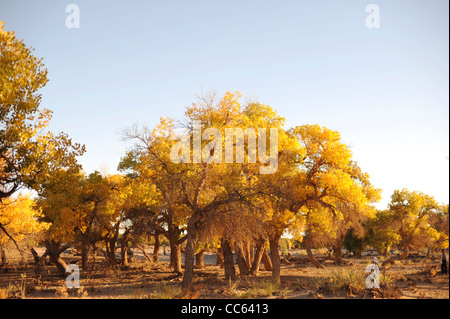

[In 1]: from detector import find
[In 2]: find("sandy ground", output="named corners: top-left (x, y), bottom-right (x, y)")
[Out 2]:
top-left (0, 247), bottom-right (448, 299)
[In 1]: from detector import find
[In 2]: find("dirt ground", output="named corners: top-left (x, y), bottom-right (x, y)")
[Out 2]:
top-left (0, 247), bottom-right (448, 299)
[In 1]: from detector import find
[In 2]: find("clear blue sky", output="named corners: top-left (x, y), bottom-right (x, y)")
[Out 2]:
top-left (1, 0), bottom-right (448, 209)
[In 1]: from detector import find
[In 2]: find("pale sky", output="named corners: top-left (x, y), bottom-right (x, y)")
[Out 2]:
top-left (1, 0), bottom-right (448, 209)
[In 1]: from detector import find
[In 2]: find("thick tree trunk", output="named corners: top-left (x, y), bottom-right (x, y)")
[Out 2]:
top-left (305, 235), bottom-right (325, 269)
top-left (269, 234), bottom-right (281, 284)
top-left (195, 250), bottom-right (205, 269)
top-left (170, 242), bottom-right (182, 274)
top-left (333, 241), bottom-right (343, 265)
top-left (106, 239), bottom-right (117, 265)
top-left (221, 237), bottom-right (236, 281)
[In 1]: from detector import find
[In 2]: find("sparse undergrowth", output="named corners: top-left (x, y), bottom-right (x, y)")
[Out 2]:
top-left (0, 255), bottom-right (448, 299)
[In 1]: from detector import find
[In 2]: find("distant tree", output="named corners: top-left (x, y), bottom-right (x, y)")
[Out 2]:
top-left (388, 189), bottom-right (442, 260)
top-left (365, 210), bottom-right (400, 256)
top-left (343, 227), bottom-right (365, 258)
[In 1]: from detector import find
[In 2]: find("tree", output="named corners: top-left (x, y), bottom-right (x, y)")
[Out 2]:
top-left (0, 194), bottom-right (49, 264)
top-left (365, 210), bottom-right (400, 256)
top-left (0, 22), bottom-right (85, 241)
top-left (35, 169), bottom-right (85, 274)
top-left (388, 189), bottom-right (442, 260)
top-left (120, 118), bottom-right (190, 274)
top-left (282, 125), bottom-right (380, 272)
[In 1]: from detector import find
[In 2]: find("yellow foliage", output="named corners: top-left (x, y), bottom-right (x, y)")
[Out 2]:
top-left (0, 195), bottom-right (50, 245)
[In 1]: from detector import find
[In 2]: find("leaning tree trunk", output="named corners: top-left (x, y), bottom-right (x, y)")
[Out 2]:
top-left (44, 241), bottom-right (70, 276)
top-left (304, 235), bottom-right (325, 269)
top-left (269, 233), bottom-right (282, 285)
top-left (221, 237), bottom-right (236, 281)
top-left (243, 241), bottom-right (253, 270)
top-left (235, 243), bottom-right (249, 276)
top-left (262, 248), bottom-right (273, 271)
top-left (250, 237), bottom-right (266, 276)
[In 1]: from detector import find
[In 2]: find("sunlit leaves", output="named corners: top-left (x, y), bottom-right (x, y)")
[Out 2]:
top-left (0, 194), bottom-right (50, 245)
top-left (0, 22), bottom-right (85, 199)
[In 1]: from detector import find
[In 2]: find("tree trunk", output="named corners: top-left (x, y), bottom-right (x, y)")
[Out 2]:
top-left (250, 238), bottom-right (266, 276)
top-left (153, 234), bottom-right (161, 262)
top-left (216, 248), bottom-right (224, 268)
top-left (170, 242), bottom-right (182, 274)
top-left (243, 241), bottom-right (252, 269)
top-left (269, 233), bottom-right (281, 284)
top-left (44, 241), bottom-right (69, 276)
top-left (0, 244), bottom-right (6, 267)
top-left (182, 228), bottom-right (197, 291)
top-left (105, 239), bottom-right (117, 265)
top-left (333, 241), bottom-right (343, 265)
top-left (305, 235), bottom-right (325, 269)
top-left (235, 243), bottom-right (249, 276)
top-left (399, 241), bottom-right (410, 260)
top-left (262, 248), bottom-right (273, 271)
top-left (81, 243), bottom-right (89, 270)
top-left (121, 229), bottom-right (131, 268)
top-left (195, 250), bottom-right (205, 269)
top-left (221, 237), bottom-right (236, 281)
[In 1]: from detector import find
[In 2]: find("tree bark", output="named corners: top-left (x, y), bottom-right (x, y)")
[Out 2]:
top-left (221, 237), bottom-right (236, 281)
top-left (269, 233), bottom-right (281, 284)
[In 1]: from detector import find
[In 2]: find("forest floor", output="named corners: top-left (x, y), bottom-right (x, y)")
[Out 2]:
top-left (0, 247), bottom-right (448, 299)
